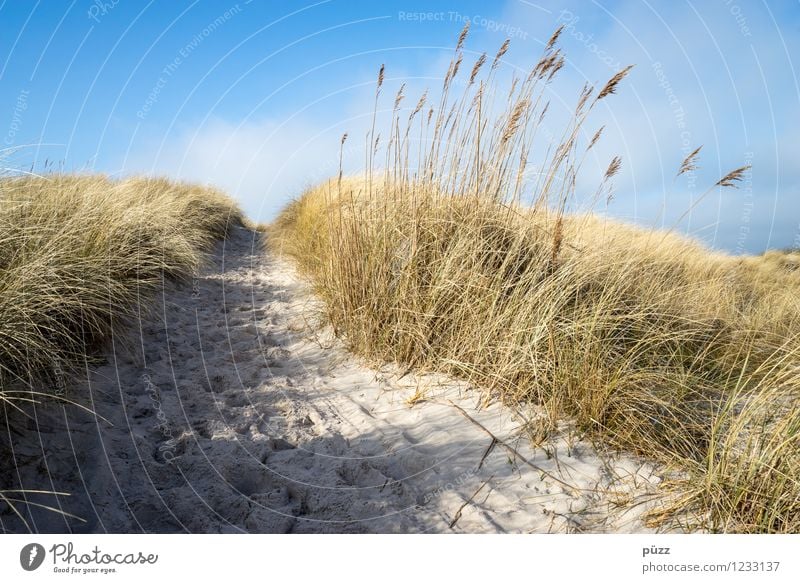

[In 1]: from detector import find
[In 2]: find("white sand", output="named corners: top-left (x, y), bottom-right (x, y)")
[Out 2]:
top-left (1, 225), bottom-right (664, 533)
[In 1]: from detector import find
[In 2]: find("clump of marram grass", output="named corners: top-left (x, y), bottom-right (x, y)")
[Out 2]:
top-left (273, 28), bottom-right (800, 532)
top-left (0, 174), bottom-right (243, 400)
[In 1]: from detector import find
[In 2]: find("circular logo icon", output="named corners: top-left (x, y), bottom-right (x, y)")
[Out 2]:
top-left (19, 543), bottom-right (46, 571)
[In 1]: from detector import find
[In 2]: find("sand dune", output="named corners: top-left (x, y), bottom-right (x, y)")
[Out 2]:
top-left (1, 225), bottom-right (662, 533)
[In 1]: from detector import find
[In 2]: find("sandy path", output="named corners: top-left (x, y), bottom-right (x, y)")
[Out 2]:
top-left (1, 225), bottom-right (662, 533)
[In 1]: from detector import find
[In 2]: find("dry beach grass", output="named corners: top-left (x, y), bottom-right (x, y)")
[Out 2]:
top-left (272, 26), bottom-right (800, 532)
top-left (0, 174), bottom-right (244, 524)
top-left (0, 174), bottom-right (242, 404)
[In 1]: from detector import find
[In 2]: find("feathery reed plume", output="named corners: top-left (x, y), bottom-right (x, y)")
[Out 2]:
top-left (716, 165), bottom-right (750, 188)
top-left (491, 39), bottom-right (511, 70)
top-left (456, 22), bottom-right (470, 51)
top-left (666, 162), bottom-right (751, 237)
top-left (534, 52), bottom-right (553, 79)
top-left (677, 146), bottom-right (702, 177)
top-left (588, 126), bottom-right (604, 150)
top-left (469, 53), bottom-right (487, 85)
top-left (597, 65), bottom-right (634, 100)
top-left (377, 64), bottom-right (385, 91)
top-left (547, 52), bottom-right (565, 81)
top-left (534, 50), bottom-right (565, 81)
top-left (546, 25), bottom-right (565, 50)
top-left (502, 99), bottom-right (528, 144)
top-left (411, 91), bottom-right (427, 118)
top-left (605, 156), bottom-right (622, 180)
top-left (449, 52), bottom-right (464, 83)
top-left (394, 83), bottom-right (406, 110)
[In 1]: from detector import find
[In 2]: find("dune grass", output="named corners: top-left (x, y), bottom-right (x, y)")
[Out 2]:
top-left (0, 174), bottom-right (242, 402)
top-left (272, 27), bottom-right (800, 532)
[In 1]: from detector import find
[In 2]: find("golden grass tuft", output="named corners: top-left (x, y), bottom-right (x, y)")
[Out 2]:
top-left (272, 30), bottom-right (800, 532)
top-left (0, 174), bottom-right (243, 398)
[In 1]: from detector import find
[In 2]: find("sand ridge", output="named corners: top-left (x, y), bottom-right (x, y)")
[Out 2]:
top-left (1, 225), bottom-right (662, 533)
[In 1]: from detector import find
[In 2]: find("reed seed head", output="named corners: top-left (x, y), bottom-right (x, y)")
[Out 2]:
top-left (597, 65), bottom-right (634, 100)
top-left (546, 25), bottom-right (565, 50)
top-left (469, 53), bottom-right (487, 85)
top-left (492, 39), bottom-right (511, 70)
top-left (377, 64), bottom-right (385, 90)
top-left (677, 146), bottom-right (702, 177)
top-left (502, 99), bottom-right (529, 144)
top-left (605, 156), bottom-right (622, 180)
top-left (456, 22), bottom-right (470, 51)
top-left (411, 91), bottom-right (427, 118)
top-left (716, 165), bottom-right (750, 188)
top-left (394, 84), bottom-right (406, 110)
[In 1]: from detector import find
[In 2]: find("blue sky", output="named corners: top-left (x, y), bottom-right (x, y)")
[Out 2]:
top-left (1, 0), bottom-right (799, 253)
